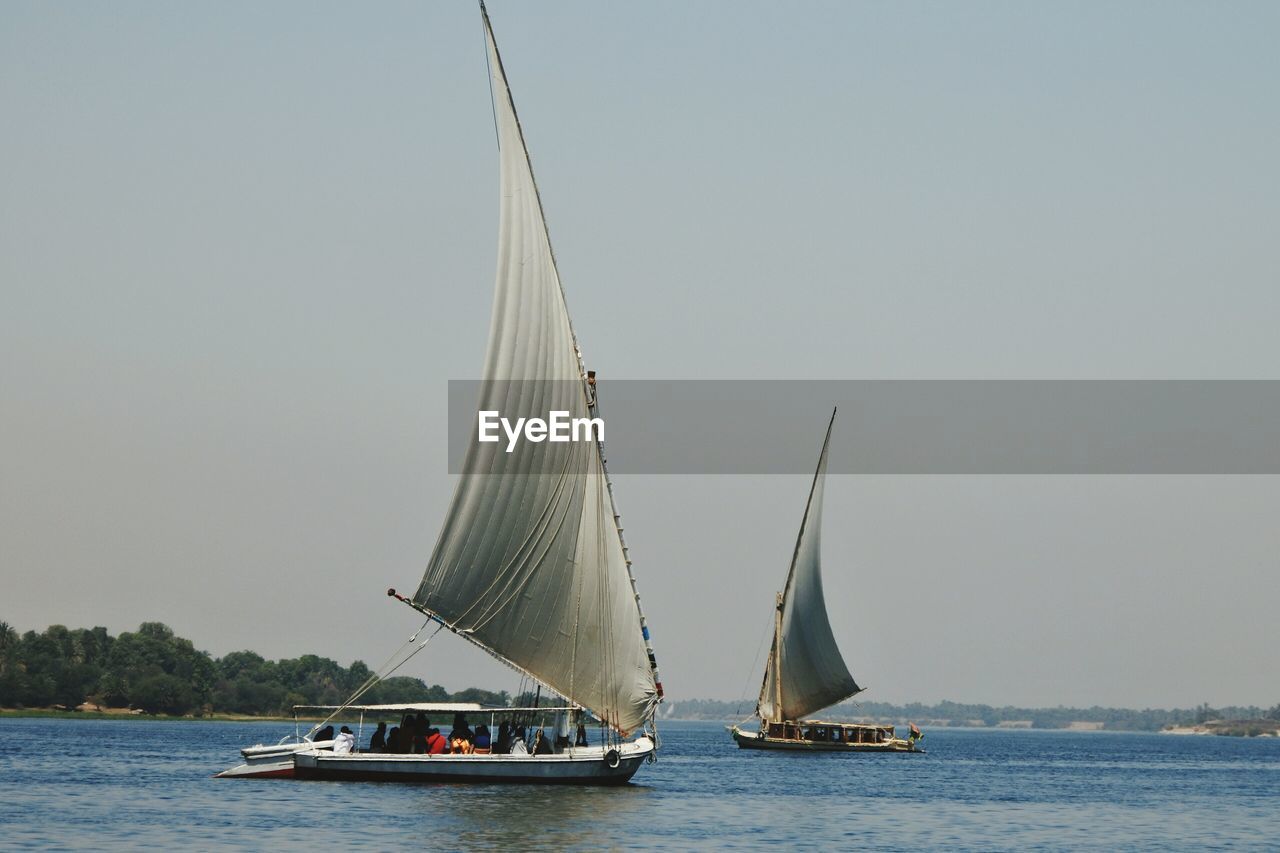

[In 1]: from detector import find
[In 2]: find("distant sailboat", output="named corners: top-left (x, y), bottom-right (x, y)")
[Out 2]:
top-left (226, 1), bottom-right (664, 784)
top-left (730, 409), bottom-right (921, 753)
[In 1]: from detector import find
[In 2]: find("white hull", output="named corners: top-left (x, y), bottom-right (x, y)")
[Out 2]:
top-left (215, 759), bottom-right (296, 779)
top-left (215, 739), bottom-right (336, 779)
top-left (293, 736), bottom-right (654, 785)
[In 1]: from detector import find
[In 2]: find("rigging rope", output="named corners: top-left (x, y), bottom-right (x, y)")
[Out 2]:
top-left (304, 620), bottom-right (445, 739)
top-left (734, 607), bottom-right (776, 719)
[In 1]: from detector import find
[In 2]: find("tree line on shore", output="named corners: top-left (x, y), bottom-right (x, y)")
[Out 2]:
top-left (4, 620), bottom-right (1276, 728)
top-left (666, 697), bottom-right (1280, 731)
top-left (0, 620), bottom-right (508, 716)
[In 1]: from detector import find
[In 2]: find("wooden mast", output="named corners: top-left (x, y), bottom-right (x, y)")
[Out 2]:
top-left (773, 591), bottom-right (784, 724)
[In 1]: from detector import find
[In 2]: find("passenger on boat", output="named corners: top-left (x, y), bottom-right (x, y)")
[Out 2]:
top-left (448, 714), bottom-right (474, 753)
top-left (413, 714), bottom-right (431, 753)
top-left (532, 729), bottom-right (554, 755)
top-left (369, 722), bottom-right (387, 752)
top-left (493, 721), bottom-right (512, 754)
top-left (386, 726), bottom-right (401, 752)
top-left (473, 724), bottom-right (492, 754)
top-left (449, 713), bottom-right (474, 739)
top-left (397, 714), bottom-right (415, 753)
top-left (575, 724), bottom-right (589, 747)
top-left (425, 728), bottom-right (447, 754)
top-left (509, 727), bottom-right (529, 755)
top-left (312, 725), bottom-right (335, 744)
top-left (333, 726), bottom-right (356, 754)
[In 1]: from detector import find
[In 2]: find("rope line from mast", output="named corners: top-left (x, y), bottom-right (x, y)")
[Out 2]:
top-left (304, 620), bottom-right (446, 739)
top-left (735, 606), bottom-right (776, 719)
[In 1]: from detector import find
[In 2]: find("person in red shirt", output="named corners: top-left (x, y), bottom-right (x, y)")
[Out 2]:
top-left (425, 727), bottom-right (447, 755)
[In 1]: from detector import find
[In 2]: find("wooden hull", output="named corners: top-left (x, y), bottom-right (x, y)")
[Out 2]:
top-left (293, 737), bottom-right (654, 785)
top-left (731, 726), bottom-right (922, 754)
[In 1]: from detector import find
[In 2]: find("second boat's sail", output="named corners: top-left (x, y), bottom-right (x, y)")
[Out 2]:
top-left (757, 408), bottom-right (861, 722)
top-left (412, 6), bottom-right (658, 737)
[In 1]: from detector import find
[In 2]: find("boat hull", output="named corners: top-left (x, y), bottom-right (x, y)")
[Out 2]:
top-left (293, 737), bottom-right (654, 785)
top-left (731, 726), bottom-right (922, 753)
top-left (214, 761), bottom-right (295, 779)
top-left (215, 738), bottom-right (335, 778)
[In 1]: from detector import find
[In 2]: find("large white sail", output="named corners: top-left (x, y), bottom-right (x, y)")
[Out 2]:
top-left (757, 409), bottom-right (861, 722)
top-left (412, 6), bottom-right (658, 736)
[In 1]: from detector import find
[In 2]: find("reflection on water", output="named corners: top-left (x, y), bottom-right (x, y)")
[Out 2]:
top-left (423, 781), bottom-right (657, 849)
top-left (0, 719), bottom-right (1277, 849)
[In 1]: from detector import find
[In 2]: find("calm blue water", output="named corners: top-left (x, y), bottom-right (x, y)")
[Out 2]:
top-left (1, 718), bottom-right (1277, 849)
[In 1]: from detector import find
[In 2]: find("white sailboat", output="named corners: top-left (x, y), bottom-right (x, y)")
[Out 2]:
top-left (730, 409), bottom-right (922, 753)
top-left (215, 703), bottom-right (484, 779)
top-left (287, 1), bottom-right (664, 784)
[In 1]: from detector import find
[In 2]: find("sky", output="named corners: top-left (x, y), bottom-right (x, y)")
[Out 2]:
top-left (2, 0), bottom-right (1278, 710)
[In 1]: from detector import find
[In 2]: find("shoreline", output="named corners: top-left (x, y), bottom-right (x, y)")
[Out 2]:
top-left (6, 709), bottom-right (1277, 737)
top-left (0, 708), bottom-right (312, 723)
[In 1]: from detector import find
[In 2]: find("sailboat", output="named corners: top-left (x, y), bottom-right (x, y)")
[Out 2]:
top-left (285, 2), bottom-right (664, 784)
top-left (730, 409), bottom-right (921, 753)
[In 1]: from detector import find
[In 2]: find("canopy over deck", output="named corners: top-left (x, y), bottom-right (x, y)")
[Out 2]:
top-left (293, 703), bottom-right (482, 714)
top-left (292, 703), bottom-right (580, 715)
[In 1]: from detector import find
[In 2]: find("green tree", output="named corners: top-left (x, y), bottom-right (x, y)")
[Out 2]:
top-left (0, 622), bottom-right (16, 654)
top-left (0, 621), bottom-right (17, 678)
top-left (131, 673), bottom-right (196, 715)
top-left (452, 687), bottom-right (511, 706)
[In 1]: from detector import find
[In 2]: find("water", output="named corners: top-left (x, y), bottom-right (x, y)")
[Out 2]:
top-left (1, 718), bottom-right (1277, 849)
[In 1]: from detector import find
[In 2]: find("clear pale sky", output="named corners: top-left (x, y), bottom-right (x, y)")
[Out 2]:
top-left (3, 1), bottom-right (1278, 709)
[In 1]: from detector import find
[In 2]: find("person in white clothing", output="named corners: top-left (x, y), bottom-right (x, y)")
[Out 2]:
top-left (333, 725), bottom-right (356, 755)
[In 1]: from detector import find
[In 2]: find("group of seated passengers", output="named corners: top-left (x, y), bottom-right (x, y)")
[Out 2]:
top-left (799, 725), bottom-right (886, 743)
top-left (359, 714), bottom-right (590, 756)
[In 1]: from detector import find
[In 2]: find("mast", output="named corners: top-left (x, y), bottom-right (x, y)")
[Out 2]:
top-left (773, 592), bottom-right (783, 722)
